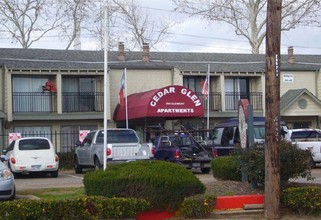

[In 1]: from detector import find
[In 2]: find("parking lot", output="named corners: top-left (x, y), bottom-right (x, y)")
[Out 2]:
top-left (14, 166), bottom-right (321, 191)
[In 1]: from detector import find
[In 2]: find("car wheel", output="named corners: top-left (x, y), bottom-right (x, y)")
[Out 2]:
top-left (201, 167), bottom-right (211, 174)
top-left (50, 170), bottom-right (59, 178)
top-left (94, 157), bottom-right (101, 170)
top-left (74, 156), bottom-right (83, 174)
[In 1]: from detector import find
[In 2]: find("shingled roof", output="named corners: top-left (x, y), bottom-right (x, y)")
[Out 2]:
top-left (280, 89), bottom-right (321, 113)
top-left (1, 47), bottom-right (320, 73)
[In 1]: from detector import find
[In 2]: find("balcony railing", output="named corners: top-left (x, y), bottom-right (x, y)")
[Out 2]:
top-left (12, 92), bottom-right (104, 113)
top-left (197, 92), bottom-right (263, 112)
top-left (225, 92), bottom-right (263, 110)
top-left (62, 92), bottom-right (104, 112)
top-left (196, 92), bottom-right (222, 111)
top-left (13, 92), bottom-right (57, 113)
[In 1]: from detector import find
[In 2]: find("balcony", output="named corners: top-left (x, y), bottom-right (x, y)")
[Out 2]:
top-left (197, 92), bottom-right (263, 112)
top-left (197, 92), bottom-right (222, 111)
top-left (12, 92), bottom-right (104, 113)
top-left (13, 92), bottom-right (57, 113)
top-left (225, 92), bottom-right (263, 111)
top-left (62, 92), bottom-right (104, 112)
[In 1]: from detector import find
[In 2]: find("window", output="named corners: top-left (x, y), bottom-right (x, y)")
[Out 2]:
top-left (96, 130), bottom-right (139, 144)
top-left (13, 76), bottom-right (51, 112)
top-left (19, 139), bottom-right (50, 150)
top-left (225, 78), bottom-right (249, 110)
top-left (14, 126), bottom-right (51, 139)
top-left (62, 76), bottom-right (97, 112)
top-left (183, 76), bottom-right (205, 93)
top-left (82, 132), bottom-right (95, 146)
top-left (290, 130), bottom-right (321, 141)
top-left (60, 125), bottom-right (97, 152)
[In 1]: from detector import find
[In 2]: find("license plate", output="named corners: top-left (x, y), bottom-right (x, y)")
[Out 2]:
top-left (31, 165), bottom-right (41, 170)
top-left (192, 163), bottom-right (200, 167)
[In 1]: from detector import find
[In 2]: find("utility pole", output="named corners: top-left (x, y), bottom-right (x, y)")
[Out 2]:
top-left (265, 0), bottom-right (282, 219)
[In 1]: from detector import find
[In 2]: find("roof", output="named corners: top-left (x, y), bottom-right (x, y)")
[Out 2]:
top-left (113, 85), bottom-right (204, 121)
top-left (0, 47), bottom-right (320, 73)
top-left (280, 89), bottom-right (321, 113)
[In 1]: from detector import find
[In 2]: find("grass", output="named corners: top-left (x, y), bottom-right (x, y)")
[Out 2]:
top-left (17, 187), bottom-right (85, 200)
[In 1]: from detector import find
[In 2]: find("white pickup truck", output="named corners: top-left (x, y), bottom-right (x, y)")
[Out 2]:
top-left (74, 128), bottom-right (154, 173)
top-left (287, 128), bottom-right (321, 166)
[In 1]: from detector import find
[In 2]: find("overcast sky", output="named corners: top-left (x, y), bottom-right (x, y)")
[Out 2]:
top-left (0, 0), bottom-right (320, 55)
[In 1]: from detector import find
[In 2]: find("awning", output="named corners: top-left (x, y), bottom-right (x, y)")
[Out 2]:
top-left (113, 85), bottom-right (204, 121)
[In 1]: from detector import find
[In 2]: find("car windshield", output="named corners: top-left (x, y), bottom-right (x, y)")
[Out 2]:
top-left (19, 139), bottom-right (50, 150)
top-left (254, 126), bottom-right (265, 139)
top-left (291, 130), bottom-right (321, 141)
top-left (169, 135), bottom-right (192, 147)
top-left (96, 130), bottom-right (139, 143)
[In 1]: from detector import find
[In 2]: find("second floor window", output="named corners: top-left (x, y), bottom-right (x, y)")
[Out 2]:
top-left (62, 76), bottom-right (97, 112)
top-left (13, 76), bottom-right (52, 112)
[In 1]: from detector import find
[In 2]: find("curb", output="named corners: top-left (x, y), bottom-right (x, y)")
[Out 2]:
top-left (215, 194), bottom-right (264, 210)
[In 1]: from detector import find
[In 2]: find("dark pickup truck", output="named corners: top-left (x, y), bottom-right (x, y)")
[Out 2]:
top-left (152, 133), bottom-right (213, 173)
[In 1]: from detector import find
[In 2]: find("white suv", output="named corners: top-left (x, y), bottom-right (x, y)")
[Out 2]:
top-left (3, 137), bottom-right (59, 177)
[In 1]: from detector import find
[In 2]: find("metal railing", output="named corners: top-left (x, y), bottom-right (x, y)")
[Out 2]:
top-left (0, 131), bottom-right (79, 153)
top-left (62, 92), bottom-right (104, 112)
top-left (196, 92), bottom-right (222, 111)
top-left (12, 92), bottom-right (104, 113)
top-left (197, 92), bottom-right (263, 111)
top-left (13, 92), bottom-right (57, 113)
top-left (225, 92), bottom-right (263, 110)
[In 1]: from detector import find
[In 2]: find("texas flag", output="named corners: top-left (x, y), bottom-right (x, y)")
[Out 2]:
top-left (119, 69), bottom-right (126, 106)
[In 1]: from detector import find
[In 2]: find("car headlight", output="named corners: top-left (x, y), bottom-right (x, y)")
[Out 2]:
top-left (0, 168), bottom-right (13, 180)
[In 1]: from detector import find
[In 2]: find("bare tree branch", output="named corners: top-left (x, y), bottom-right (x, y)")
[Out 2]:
top-left (111, 0), bottom-right (175, 50)
top-left (0, 0), bottom-right (64, 48)
top-left (172, 0), bottom-right (321, 54)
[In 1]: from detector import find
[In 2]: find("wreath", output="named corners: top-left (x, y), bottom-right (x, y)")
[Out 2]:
top-left (42, 81), bottom-right (57, 93)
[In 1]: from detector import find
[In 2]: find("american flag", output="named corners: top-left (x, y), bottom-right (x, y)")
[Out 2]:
top-left (119, 69), bottom-right (126, 105)
top-left (202, 73), bottom-right (209, 99)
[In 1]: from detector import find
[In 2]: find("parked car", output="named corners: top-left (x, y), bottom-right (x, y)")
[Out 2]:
top-left (212, 117), bottom-right (289, 156)
top-left (74, 128), bottom-right (154, 173)
top-left (0, 155), bottom-right (15, 200)
top-left (287, 128), bottom-right (321, 166)
top-left (2, 137), bottom-right (59, 177)
top-left (152, 132), bottom-right (213, 174)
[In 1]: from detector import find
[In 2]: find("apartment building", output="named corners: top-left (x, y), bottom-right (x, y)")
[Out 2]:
top-left (0, 45), bottom-right (321, 150)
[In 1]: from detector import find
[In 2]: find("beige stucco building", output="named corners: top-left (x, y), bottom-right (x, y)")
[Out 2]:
top-left (0, 45), bottom-right (321, 150)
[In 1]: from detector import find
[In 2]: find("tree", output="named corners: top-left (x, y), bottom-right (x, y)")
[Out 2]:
top-left (172, 0), bottom-right (321, 54)
top-left (0, 0), bottom-right (64, 48)
top-left (57, 0), bottom-right (97, 50)
top-left (110, 0), bottom-right (175, 50)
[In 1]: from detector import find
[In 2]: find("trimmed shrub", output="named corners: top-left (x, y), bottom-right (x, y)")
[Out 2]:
top-left (83, 160), bottom-right (206, 211)
top-left (180, 194), bottom-right (217, 218)
top-left (210, 156), bottom-right (242, 181)
top-left (1, 197), bottom-right (150, 219)
top-left (282, 186), bottom-right (321, 215)
top-left (233, 140), bottom-right (313, 184)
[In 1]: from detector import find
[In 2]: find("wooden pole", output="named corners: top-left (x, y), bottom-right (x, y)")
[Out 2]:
top-left (265, 0), bottom-right (282, 219)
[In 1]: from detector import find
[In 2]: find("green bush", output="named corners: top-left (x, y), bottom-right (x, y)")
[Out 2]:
top-left (57, 151), bottom-right (74, 169)
top-left (233, 140), bottom-right (313, 184)
top-left (83, 160), bottom-right (206, 211)
top-left (210, 156), bottom-right (242, 181)
top-left (180, 194), bottom-right (217, 218)
top-left (1, 197), bottom-right (150, 219)
top-left (282, 186), bottom-right (321, 215)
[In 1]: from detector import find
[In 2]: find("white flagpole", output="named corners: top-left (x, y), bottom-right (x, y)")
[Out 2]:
top-left (207, 64), bottom-right (210, 140)
top-left (103, 0), bottom-right (109, 171)
top-left (124, 68), bottom-right (128, 128)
